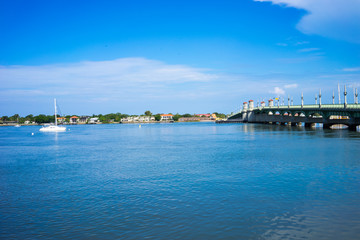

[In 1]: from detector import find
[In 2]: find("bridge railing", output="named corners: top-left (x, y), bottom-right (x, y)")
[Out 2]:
top-left (253, 104), bottom-right (360, 111)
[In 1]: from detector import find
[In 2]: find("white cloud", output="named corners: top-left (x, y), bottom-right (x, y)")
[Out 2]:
top-left (255, 0), bottom-right (360, 44)
top-left (0, 58), bottom-right (217, 99)
top-left (284, 84), bottom-right (298, 89)
top-left (269, 86), bottom-right (285, 95)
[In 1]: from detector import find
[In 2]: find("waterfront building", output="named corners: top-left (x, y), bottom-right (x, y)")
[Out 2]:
top-left (88, 117), bottom-right (100, 124)
top-left (70, 116), bottom-right (79, 124)
top-left (57, 117), bottom-right (66, 124)
top-left (160, 114), bottom-right (173, 121)
top-left (79, 116), bottom-right (90, 124)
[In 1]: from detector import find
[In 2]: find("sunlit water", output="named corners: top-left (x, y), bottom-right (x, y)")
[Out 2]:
top-left (1, 123), bottom-right (360, 239)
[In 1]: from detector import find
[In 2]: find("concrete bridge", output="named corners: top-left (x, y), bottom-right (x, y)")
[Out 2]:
top-left (221, 93), bottom-right (360, 131)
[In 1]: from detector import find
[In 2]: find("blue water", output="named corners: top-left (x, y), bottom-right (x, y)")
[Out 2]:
top-left (1, 123), bottom-right (360, 239)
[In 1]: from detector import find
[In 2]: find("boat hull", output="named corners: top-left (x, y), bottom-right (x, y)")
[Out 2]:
top-left (39, 126), bottom-right (66, 132)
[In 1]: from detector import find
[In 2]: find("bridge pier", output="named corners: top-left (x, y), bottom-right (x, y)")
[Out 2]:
top-left (323, 123), bottom-right (332, 129)
top-left (305, 123), bottom-right (316, 128)
top-left (348, 124), bottom-right (358, 131)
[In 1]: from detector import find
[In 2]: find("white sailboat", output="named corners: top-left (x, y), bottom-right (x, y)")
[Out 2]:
top-left (39, 99), bottom-right (66, 132)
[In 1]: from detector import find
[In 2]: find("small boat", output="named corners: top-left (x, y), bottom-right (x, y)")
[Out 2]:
top-left (39, 99), bottom-right (66, 132)
top-left (14, 124), bottom-right (21, 127)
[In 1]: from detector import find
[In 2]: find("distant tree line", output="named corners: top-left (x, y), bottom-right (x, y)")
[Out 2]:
top-left (1, 111), bottom-right (227, 124)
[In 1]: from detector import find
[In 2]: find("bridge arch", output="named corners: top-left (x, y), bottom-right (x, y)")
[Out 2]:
top-left (308, 111), bottom-right (325, 118)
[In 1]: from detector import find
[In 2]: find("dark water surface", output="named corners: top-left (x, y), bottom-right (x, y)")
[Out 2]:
top-left (1, 123), bottom-right (360, 239)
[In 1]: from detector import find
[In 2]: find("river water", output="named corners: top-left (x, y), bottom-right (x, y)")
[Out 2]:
top-left (1, 123), bottom-right (360, 239)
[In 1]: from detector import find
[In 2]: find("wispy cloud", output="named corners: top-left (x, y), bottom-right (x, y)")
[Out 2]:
top-left (0, 58), bottom-right (217, 99)
top-left (284, 84), bottom-right (298, 89)
top-left (255, 0), bottom-right (360, 44)
top-left (298, 48), bottom-right (320, 53)
top-left (342, 67), bottom-right (360, 72)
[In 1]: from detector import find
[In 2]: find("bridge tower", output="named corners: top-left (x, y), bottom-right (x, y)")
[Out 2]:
top-left (315, 94), bottom-right (318, 104)
top-left (332, 91), bottom-right (335, 104)
top-left (268, 99), bottom-right (274, 107)
top-left (249, 100), bottom-right (254, 110)
top-left (261, 101), bottom-right (265, 107)
top-left (356, 88), bottom-right (358, 104)
top-left (319, 89), bottom-right (322, 108)
top-left (243, 101), bottom-right (248, 110)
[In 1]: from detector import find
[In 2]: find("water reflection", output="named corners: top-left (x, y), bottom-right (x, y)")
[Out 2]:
top-left (2, 123), bottom-right (360, 239)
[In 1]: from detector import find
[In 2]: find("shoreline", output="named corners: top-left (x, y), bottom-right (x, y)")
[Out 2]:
top-left (0, 121), bottom-right (217, 126)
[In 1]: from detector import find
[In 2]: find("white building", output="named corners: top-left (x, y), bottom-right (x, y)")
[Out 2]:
top-left (160, 114), bottom-right (173, 121)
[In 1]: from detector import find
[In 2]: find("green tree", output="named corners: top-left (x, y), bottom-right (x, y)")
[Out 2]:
top-left (213, 112), bottom-right (226, 119)
top-left (182, 113), bottom-right (193, 118)
top-left (144, 110), bottom-right (152, 116)
top-left (154, 114), bottom-right (161, 121)
top-left (10, 114), bottom-right (20, 122)
top-left (35, 114), bottom-right (54, 124)
top-left (25, 114), bottom-right (34, 121)
top-left (172, 113), bottom-right (182, 121)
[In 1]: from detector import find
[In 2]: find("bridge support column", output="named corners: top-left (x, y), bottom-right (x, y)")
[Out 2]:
top-left (305, 123), bottom-right (315, 128)
top-left (323, 123), bottom-right (332, 129)
top-left (348, 125), bottom-right (358, 131)
top-left (280, 122), bottom-right (286, 126)
top-left (291, 122), bottom-right (297, 126)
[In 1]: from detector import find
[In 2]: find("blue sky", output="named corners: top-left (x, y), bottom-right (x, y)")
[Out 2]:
top-left (1, 0), bottom-right (360, 116)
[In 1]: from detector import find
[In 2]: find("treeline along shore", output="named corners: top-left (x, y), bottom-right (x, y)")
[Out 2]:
top-left (0, 111), bottom-right (227, 125)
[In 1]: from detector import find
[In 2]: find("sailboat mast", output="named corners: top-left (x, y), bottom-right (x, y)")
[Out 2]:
top-left (54, 98), bottom-right (57, 126)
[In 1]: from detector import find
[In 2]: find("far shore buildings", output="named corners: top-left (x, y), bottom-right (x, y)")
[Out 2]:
top-left (88, 117), bottom-right (100, 124)
top-left (121, 116), bottom-right (155, 123)
top-left (79, 116), bottom-right (90, 124)
top-left (160, 114), bottom-right (173, 121)
top-left (70, 116), bottom-right (79, 124)
top-left (178, 113), bottom-right (217, 122)
top-left (57, 117), bottom-right (66, 124)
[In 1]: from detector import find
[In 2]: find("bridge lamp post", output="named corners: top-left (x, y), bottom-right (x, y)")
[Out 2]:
top-left (288, 95), bottom-right (290, 108)
top-left (301, 92), bottom-right (304, 108)
top-left (319, 89), bottom-right (322, 108)
top-left (315, 94), bottom-right (318, 105)
top-left (356, 88), bottom-right (358, 104)
top-left (291, 97), bottom-right (293, 106)
top-left (344, 85), bottom-right (347, 108)
top-left (332, 91), bottom-right (335, 104)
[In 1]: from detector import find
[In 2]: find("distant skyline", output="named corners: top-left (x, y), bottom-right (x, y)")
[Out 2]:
top-left (1, 0), bottom-right (360, 116)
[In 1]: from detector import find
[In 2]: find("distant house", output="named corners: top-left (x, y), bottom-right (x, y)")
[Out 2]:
top-left (178, 117), bottom-right (202, 122)
top-left (57, 117), bottom-right (66, 124)
top-left (160, 114), bottom-right (173, 121)
top-left (89, 117), bottom-right (100, 124)
top-left (121, 117), bottom-right (133, 123)
top-left (79, 116), bottom-right (90, 124)
top-left (196, 114), bottom-right (211, 118)
top-left (70, 116), bottom-right (79, 124)
top-left (121, 116), bottom-right (155, 123)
